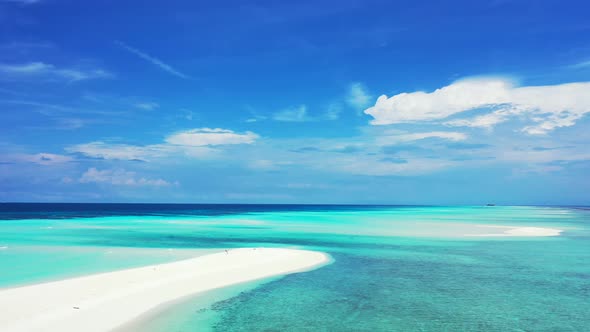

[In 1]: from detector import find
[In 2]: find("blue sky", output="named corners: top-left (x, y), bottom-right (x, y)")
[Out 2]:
top-left (1, 0), bottom-right (589, 204)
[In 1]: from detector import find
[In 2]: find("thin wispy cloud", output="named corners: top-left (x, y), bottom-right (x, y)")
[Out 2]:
top-left (0, 99), bottom-right (123, 116)
top-left (79, 168), bottom-right (173, 187)
top-left (346, 82), bottom-right (372, 110)
top-left (0, 62), bottom-right (112, 82)
top-left (1, 0), bottom-right (42, 4)
top-left (376, 131), bottom-right (467, 146)
top-left (115, 41), bottom-right (190, 79)
top-left (0, 100), bottom-right (80, 118)
top-left (0, 87), bottom-right (26, 96)
top-left (0, 41), bottom-right (54, 50)
top-left (246, 115), bottom-right (267, 123)
top-left (166, 128), bottom-right (259, 146)
top-left (271, 104), bottom-right (340, 122)
top-left (273, 105), bottom-right (311, 122)
top-left (0, 153), bottom-right (73, 166)
top-left (67, 128), bottom-right (259, 162)
top-left (324, 103), bottom-right (342, 120)
top-left (570, 59), bottom-right (590, 69)
top-left (134, 102), bottom-right (159, 111)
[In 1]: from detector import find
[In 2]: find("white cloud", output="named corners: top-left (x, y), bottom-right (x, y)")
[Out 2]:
top-left (247, 83), bottom-right (367, 124)
top-left (1, 153), bottom-right (73, 165)
top-left (445, 108), bottom-right (515, 129)
top-left (115, 41), bottom-right (190, 79)
top-left (365, 79), bottom-right (514, 124)
top-left (0, 62), bottom-right (112, 82)
top-left (364, 78), bottom-right (590, 134)
top-left (79, 168), bottom-right (173, 187)
top-left (521, 112), bottom-right (582, 135)
top-left (347, 82), bottom-right (372, 109)
top-left (66, 142), bottom-right (169, 161)
top-left (272, 105), bottom-right (310, 122)
top-left (134, 102), bottom-right (159, 110)
top-left (67, 142), bottom-right (215, 161)
top-left (376, 131), bottom-right (467, 146)
top-left (0, 62), bottom-right (50, 74)
top-left (68, 128), bottom-right (257, 161)
top-left (166, 128), bottom-right (259, 146)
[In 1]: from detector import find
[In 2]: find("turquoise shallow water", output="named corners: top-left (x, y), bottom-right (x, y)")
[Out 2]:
top-left (1, 205), bottom-right (589, 331)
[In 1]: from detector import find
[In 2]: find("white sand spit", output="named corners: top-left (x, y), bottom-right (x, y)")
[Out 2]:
top-left (468, 226), bottom-right (563, 237)
top-left (503, 227), bottom-right (562, 236)
top-left (0, 248), bottom-right (329, 332)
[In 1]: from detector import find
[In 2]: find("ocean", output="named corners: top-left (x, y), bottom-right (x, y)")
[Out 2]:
top-left (1, 204), bottom-right (589, 331)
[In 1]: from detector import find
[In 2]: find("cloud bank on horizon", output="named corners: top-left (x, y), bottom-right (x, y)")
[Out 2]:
top-left (0, 0), bottom-right (589, 204)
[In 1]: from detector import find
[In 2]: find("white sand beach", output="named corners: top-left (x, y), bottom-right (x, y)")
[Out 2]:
top-left (0, 248), bottom-right (330, 332)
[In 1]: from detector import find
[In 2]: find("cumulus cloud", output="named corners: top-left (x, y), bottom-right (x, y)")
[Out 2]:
top-left (79, 168), bottom-right (173, 187)
top-left (166, 128), bottom-right (259, 146)
top-left (364, 78), bottom-right (590, 134)
top-left (0, 62), bottom-right (112, 82)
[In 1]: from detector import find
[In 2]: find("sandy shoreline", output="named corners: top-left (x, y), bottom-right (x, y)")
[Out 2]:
top-left (0, 248), bottom-right (330, 332)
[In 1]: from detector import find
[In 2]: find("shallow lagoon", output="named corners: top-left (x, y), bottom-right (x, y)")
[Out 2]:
top-left (1, 205), bottom-right (589, 331)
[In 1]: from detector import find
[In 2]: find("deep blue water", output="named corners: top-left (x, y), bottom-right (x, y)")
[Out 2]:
top-left (0, 203), bottom-right (420, 219)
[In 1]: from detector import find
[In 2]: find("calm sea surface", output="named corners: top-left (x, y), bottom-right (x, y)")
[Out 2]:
top-left (1, 204), bottom-right (589, 331)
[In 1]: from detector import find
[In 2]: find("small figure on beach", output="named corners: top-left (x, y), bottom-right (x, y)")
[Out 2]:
top-left (225, 250), bottom-right (228, 254)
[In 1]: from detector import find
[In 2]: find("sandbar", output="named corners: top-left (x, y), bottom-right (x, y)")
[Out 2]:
top-left (0, 248), bottom-right (329, 332)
